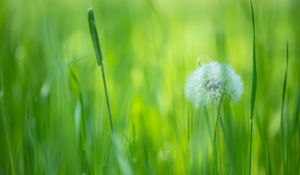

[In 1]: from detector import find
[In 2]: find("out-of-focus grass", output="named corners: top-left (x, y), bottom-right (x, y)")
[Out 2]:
top-left (0, 0), bottom-right (300, 174)
top-left (249, 1), bottom-right (256, 174)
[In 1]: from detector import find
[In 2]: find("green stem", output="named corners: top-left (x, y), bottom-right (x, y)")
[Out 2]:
top-left (100, 63), bottom-right (114, 133)
top-left (88, 8), bottom-right (114, 133)
top-left (213, 97), bottom-right (223, 175)
top-left (213, 96), bottom-right (224, 145)
top-left (213, 102), bottom-right (222, 145)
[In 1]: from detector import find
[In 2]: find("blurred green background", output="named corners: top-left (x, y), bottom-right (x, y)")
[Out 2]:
top-left (0, 0), bottom-right (299, 174)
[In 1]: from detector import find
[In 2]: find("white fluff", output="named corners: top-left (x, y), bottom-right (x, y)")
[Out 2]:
top-left (185, 61), bottom-right (243, 108)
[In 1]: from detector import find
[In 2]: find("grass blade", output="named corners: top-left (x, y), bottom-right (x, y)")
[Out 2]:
top-left (249, 0), bottom-right (257, 174)
top-left (249, 0), bottom-right (257, 121)
top-left (69, 68), bottom-right (93, 174)
top-left (280, 42), bottom-right (289, 174)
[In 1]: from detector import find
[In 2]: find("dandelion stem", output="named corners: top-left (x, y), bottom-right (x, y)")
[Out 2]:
top-left (88, 8), bottom-right (114, 133)
top-left (213, 96), bottom-right (223, 175)
top-left (213, 98), bottom-right (223, 145)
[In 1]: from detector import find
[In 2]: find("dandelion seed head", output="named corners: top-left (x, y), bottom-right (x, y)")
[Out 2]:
top-left (185, 61), bottom-right (243, 108)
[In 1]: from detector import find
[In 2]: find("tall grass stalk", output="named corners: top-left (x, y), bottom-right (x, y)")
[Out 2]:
top-left (280, 42), bottom-right (289, 174)
top-left (87, 8), bottom-right (114, 133)
top-left (249, 0), bottom-right (257, 174)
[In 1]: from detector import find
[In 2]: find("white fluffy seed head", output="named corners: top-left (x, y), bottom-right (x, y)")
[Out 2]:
top-left (185, 61), bottom-right (243, 108)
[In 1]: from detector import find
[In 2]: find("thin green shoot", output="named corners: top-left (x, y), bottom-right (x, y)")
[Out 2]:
top-left (87, 8), bottom-right (114, 133)
top-left (249, 0), bottom-right (257, 174)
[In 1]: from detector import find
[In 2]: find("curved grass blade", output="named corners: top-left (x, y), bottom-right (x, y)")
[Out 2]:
top-left (249, 0), bottom-right (257, 121)
top-left (249, 0), bottom-right (257, 174)
top-left (69, 68), bottom-right (94, 174)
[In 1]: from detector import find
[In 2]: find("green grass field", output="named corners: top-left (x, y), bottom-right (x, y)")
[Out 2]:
top-left (1, 0), bottom-right (300, 174)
